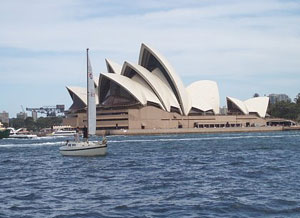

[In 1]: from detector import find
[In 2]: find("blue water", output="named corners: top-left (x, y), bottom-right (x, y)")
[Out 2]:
top-left (1, 131), bottom-right (300, 218)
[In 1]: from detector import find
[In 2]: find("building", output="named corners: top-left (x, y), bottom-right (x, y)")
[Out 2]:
top-left (0, 111), bottom-right (9, 125)
top-left (219, 106), bottom-right (227, 115)
top-left (64, 43), bottom-right (269, 132)
top-left (269, 94), bottom-right (291, 104)
top-left (17, 112), bottom-right (27, 120)
top-left (32, 110), bottom-right (38, 121)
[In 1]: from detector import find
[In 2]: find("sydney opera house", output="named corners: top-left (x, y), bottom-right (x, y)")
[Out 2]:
top-left (64, 43), bottom-right (269, 132)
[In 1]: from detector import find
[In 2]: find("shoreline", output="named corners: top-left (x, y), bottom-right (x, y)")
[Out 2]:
top-left (96, 126), bottom-right (300, 136)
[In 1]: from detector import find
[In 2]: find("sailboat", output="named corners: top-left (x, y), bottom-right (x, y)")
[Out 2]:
top-left (59, 49), bottom-right (107, 156)
top-left (0, 122), bottom-right (10, 139)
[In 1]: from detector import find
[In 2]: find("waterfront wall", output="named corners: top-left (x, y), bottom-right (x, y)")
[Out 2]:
top-left (97, 126), bottom-right (283, 136)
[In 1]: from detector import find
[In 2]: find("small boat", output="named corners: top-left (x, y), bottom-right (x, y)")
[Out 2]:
top-left (52, 129), bottom-right (76, 136)
top-left (0, 122), bottom-right (10, 139)
top-left (59, 48), bottom-right (107, 156)
top-left (0, 129), bottom-right (10, 139)
top-left (51, 126), bottom-right (76, 136)
top-left (8, 127), bottom-right (38, 139)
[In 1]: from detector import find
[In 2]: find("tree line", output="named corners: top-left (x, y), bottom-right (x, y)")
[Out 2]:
top-left (9, 117), bottom-right (63, 131)
top-left (267, 93), bottom-right (300, 122)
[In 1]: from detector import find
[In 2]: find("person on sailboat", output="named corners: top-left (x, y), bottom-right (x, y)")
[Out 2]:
top-left (83, 125), bottom-right (88, 141)
top-left (102, 133), bottom-right (107, 144)
top-left (74, 127), bottom-right (80, 142)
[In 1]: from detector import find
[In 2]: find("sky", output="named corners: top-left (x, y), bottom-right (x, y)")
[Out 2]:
top-left (1, 0), bottom-right (300, 118)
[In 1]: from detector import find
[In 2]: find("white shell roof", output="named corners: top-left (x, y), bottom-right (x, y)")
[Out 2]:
top-left (227, 96), bottom-right (269, 118)
top-left (66, 86), bottom-right (87, 105)
top-left (105, 59), bottom-right (122, 74)
top-left (94, 76), bottom-right (99, 98)
top-left (227, 96), bottom-right (249, 115)
top-left (66, 86), bottom-right (99, 105)
top-left (187, 80), bottom-right (220, 114)
top-left (138, 43), bottom-right (191, 115)
top-left (244, 97), bottom-right (269, 118)
top-left (121, 61), bottom-right (181, 113)
top-left (67, 43), bottom-right (224, 115)
top-left (100, 73), bottom-right (163, 108)
top-left (94, 76), bottom-right (99, 87)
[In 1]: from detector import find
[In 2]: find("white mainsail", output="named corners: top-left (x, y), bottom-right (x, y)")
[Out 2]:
top-left (87, 49), bottom-right (96, 135)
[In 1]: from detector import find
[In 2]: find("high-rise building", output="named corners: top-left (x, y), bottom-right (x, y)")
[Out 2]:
top-left (220, 106), bottom-right (228, 115)
top-left (0, 111), bottom-right (9, 125)
top-left (32, 110), bottom-right (38, 121)
top-left (17, 112), bottom-right (27, 120)
top-left (268, 94), bottom-right (291, 104)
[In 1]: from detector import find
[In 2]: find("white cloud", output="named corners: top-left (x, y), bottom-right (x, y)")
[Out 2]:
top-left (1, 0), bottom-right (300, 115)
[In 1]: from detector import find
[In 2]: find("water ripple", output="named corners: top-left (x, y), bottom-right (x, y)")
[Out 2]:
top-left (0, 131), bottom-right (300, 217)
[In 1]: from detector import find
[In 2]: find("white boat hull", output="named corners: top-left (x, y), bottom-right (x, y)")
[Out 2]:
top-left (59, 141), bottom-right (107, 156)
top-left (7, 128), bottom-right (37, 139)
top-left (51, 130), bottom-right (76, 137)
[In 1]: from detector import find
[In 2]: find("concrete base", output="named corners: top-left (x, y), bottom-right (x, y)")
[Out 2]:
top-left (97, 126), bottom-right (283, 136)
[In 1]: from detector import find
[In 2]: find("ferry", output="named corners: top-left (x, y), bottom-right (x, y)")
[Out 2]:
top-left (50, 126), bottom-right (76, 136)
top-left (0, 122), bottom-right (10, 139)
top-left (7, 128), bottom-right (37, 139)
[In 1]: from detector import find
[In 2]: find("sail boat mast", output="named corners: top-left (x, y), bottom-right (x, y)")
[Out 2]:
top-left (86, 48), bottom-right (89, 136)
top-left (86, 48), bottom-right (96, 136)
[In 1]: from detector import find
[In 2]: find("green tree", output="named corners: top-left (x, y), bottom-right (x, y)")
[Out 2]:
top-left (24, 117), bottom-right (36, 131)
top-left (9, 116), bottom-right (63, 131)
top-left (36, 117), bottom-right (63, 130)
top-left (268, 100), bottom-right (300, 122)
top-left (295, 93), bottom-right (300, 104)
top-left (9, 118), bottom-right (25, 129)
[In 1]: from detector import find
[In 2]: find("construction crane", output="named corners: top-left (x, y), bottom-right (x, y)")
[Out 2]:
top-left (17, 105), bottom-right (28, 120)
top-left (26, 105), bottom-right (65, 117)
top-left (21, 105), bottom-right (25, 113)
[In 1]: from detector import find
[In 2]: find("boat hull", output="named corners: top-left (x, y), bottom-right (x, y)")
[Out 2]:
top-left (51, 130), bottom-right (76, 137)
top-left (59, 141), bottom-right (107, 156)
top-left (0, 129), bottom-right (10, 139)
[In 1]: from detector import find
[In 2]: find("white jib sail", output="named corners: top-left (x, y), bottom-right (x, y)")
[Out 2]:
top-left (87, 51), bottom-right (96, 135)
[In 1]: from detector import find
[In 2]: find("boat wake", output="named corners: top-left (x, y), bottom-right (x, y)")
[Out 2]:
top-left (1, 133), bottom-right (299, 147)
top-left (0, 141), bottom-right (63, 148)
top-left (109, 133), bottom-right (300, 144)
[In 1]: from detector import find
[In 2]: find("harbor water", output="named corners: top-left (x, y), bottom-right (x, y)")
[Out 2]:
top-left (1, 131), bottom-right (300, 217)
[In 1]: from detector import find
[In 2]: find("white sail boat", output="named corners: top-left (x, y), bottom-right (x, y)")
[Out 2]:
top-left (59, 49), bottom-right (107, 156)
